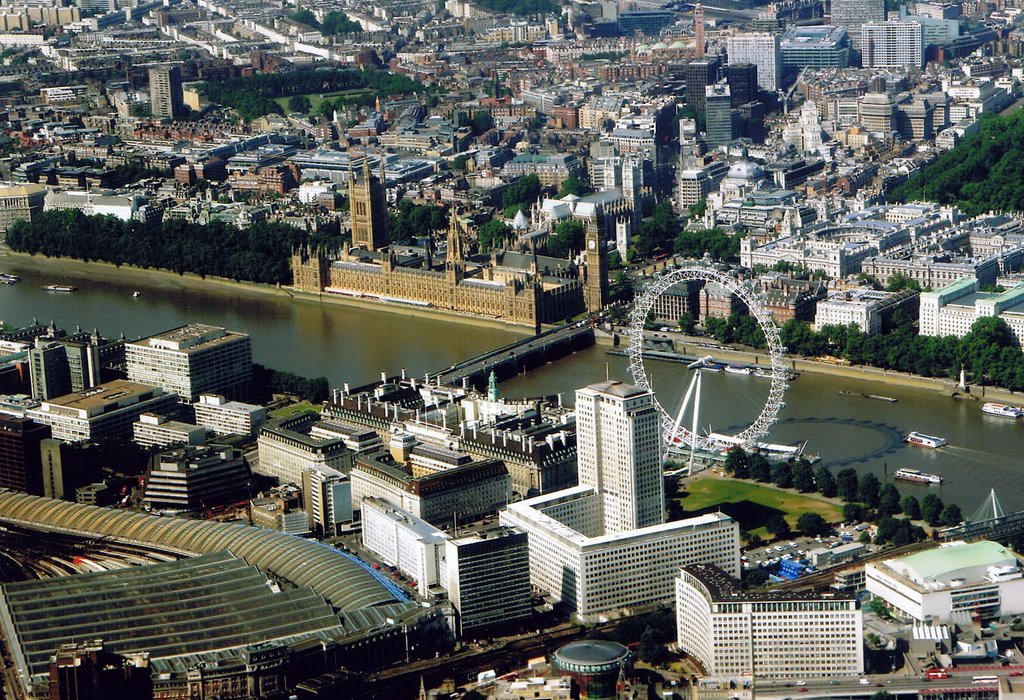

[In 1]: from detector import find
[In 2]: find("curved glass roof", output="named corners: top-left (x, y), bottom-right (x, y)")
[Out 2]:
top-left (0, 491), bottom-right (400, 611)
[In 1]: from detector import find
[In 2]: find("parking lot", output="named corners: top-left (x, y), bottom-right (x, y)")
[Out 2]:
top-left (742, 525), bottom-right (877, 577)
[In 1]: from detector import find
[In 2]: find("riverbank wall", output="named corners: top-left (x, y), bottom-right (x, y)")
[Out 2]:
top-left (595, 328), bottom-right (1024, 407)
top-left (0, 250), bottom-right (535, 336)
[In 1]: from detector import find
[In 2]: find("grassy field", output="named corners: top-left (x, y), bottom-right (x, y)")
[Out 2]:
top-left (273, 93), bottom-right (326, 114)
top-left (269, 400), bottom-right (322, 418)
top-left (678, 477), bottom-right (844, 539)
top-left (272, 88), bottom-right (373, 114)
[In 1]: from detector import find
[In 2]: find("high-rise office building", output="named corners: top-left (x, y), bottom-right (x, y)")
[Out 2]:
top-left (148, 64), bottom-right (184, 119)
top-left (861, 20), bottom-right (924, 68)
top-left (28, 339), bottom-right (70, 401)
top-left (726, 32), bottom-right (781, 93)
top-left (725, 63), bottom-right (758, 107)
top-left (348, 160), bottom-right (388, 251)
top-left (28, 333), bottom-right (102, 401)
top-left (500, 380), bottom-right (741, 619)
top-left (125, 324), bottom-right (252, 403)
top-left (40, 439), bottom-right (100, 502)
top-left (831, 0), bottom-right (885, 54)
top-left (705, 85), bottom-right (737, 148)
top-left (446, 527), bottom-right (531, 637)
top-left (0, 415), bottom-right (49, 495)
top-left (574, 381), bottom-right (662, 534)
top-left (780, 25), bottom-right (851, 69)
top-left (685, 58), bottom-right (721, 114)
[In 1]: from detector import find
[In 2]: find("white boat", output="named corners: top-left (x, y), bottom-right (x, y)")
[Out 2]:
top-left (981, 402), bottom-right (1022, 418)
top-left (905, 431), bottom-right (946, 448)
top-left (42, 284), bottom-right (77, 292)
top-left (0, 273), bottom-right (20, 284)
top-left (132, 291), bottom-right (141, 298)
top-left (724, 365), bottom-right (753, 376)
top-left (894, 468), bottom-right (943, 484)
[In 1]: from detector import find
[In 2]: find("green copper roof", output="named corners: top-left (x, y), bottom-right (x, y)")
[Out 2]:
top-left (898, 541), bottom-right (1014, 582)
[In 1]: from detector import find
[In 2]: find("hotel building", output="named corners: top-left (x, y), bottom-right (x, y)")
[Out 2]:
top-left (676, 564), bottom-right (864, 678)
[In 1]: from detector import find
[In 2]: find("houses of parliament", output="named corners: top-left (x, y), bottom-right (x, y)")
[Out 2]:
top-left (291, 162), bottom-right (628, 330)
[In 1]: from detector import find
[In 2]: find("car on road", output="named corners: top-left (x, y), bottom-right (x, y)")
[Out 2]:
top-left (859, 679), bottom-right (870, 685)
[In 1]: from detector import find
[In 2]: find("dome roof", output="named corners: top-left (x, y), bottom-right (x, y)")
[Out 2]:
top-left (554, 640), bottom-right (630, 667)
top-left (727, 159), bottom-right (765, 181)
top-left (636, 44), bottom-right (652, 53)
top-left (670, 39), bottom-right (687, 49)
top-left (651, 41), bottom-right (669, 50)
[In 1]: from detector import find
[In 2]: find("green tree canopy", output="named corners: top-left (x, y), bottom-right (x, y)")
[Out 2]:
top-left (858, 473), bottom-right (882, 508)
top-left (836, 468), bottom-right (859, 502)
top-left (889, 110), bottom-right (1024, 215)
top-left (815, 466), bottom-right (837, 498)
top-left (797, 512), bottom-right (830, 537)
top-left (765, 514), bottom-right (791, 538)
top-left (770, 461), bottom-right (793, 489)
top-left (199, 67), bottom-right (424, 121)
top-left (940, 503), bottom-right (963, 526)
top-left (557, 175), bottom-right (594, 198)
top-left (724, 447), bottom-right (750, 479)
top-left (547, 220), bottom-right (585, 258)
top-left (636, 201), bottom-right (678, 257)
top-left (287, 94), bottom-right (311, 113)
top-left (501, 175), bottom-right (541, 217)
top-left (922, 493), bottom-right (944, 525)
top-left (674, 227), bottom-right (741, 262)
top-left (901, 495), bottom-right (921, 520)
top-left (792, 460), bottom-right (816, 493)
top-left (478, 219), bottom-right (511, 252)
top-left (748, 453), bottom-right (771, 482)
top-left (6, 210), bottom-right (334, 286)
top-left (320, 11), bottom-right (361, 34)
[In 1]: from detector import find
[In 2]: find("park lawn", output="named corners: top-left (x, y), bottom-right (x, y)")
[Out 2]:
top-left (679, 477), bottom-right (844, 539)
top-left (273, 93), bottom-right (325, 114)
top-left (273, 88), bottom-right (374, 115)
top-left (269, 400), bottom-right (322, 418)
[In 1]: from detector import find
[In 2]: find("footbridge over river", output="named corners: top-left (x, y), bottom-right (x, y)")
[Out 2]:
top-left (939, 490), bottom-right (1024, 543)
top-left (426, 323), bottom-right (596, 392)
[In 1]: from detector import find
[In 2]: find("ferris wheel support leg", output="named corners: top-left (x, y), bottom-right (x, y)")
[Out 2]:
top-left (670, 370), bottom-right (701, 445)
top-left (688, 370), bottom-right (702, 475)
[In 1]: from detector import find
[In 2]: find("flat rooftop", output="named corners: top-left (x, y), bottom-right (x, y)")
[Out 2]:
top-left (130, 324), bottom-right (248, 353)
top-left (42, 380), bottom-right (162, 411)
top-left (580, 380), bottom-right (648, 399)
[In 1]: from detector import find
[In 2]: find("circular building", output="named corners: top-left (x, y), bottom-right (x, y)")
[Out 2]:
top-left (552, 640), bottom-right (630, 699)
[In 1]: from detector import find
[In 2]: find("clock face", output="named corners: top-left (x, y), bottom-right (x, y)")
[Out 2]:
top-left (588, 239), bottom-right (596, 250)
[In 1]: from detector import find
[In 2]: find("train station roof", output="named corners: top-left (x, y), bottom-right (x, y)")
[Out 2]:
top-left (0, 491), bottom-right (404, 611)
top-left (0, 551), bottom-right (348, 686)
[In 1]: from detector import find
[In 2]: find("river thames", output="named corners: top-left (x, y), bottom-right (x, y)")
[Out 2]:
top-left (1, 255), bottom-right (1021, 514)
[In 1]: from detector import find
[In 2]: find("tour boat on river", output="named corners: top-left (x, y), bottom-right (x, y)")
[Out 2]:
top-left (894, 468), bottom-right (943, 485)
top-left (905, 431), bottom-right (946, 448)
top-left (981, 402), bottom-right (1023, 419)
